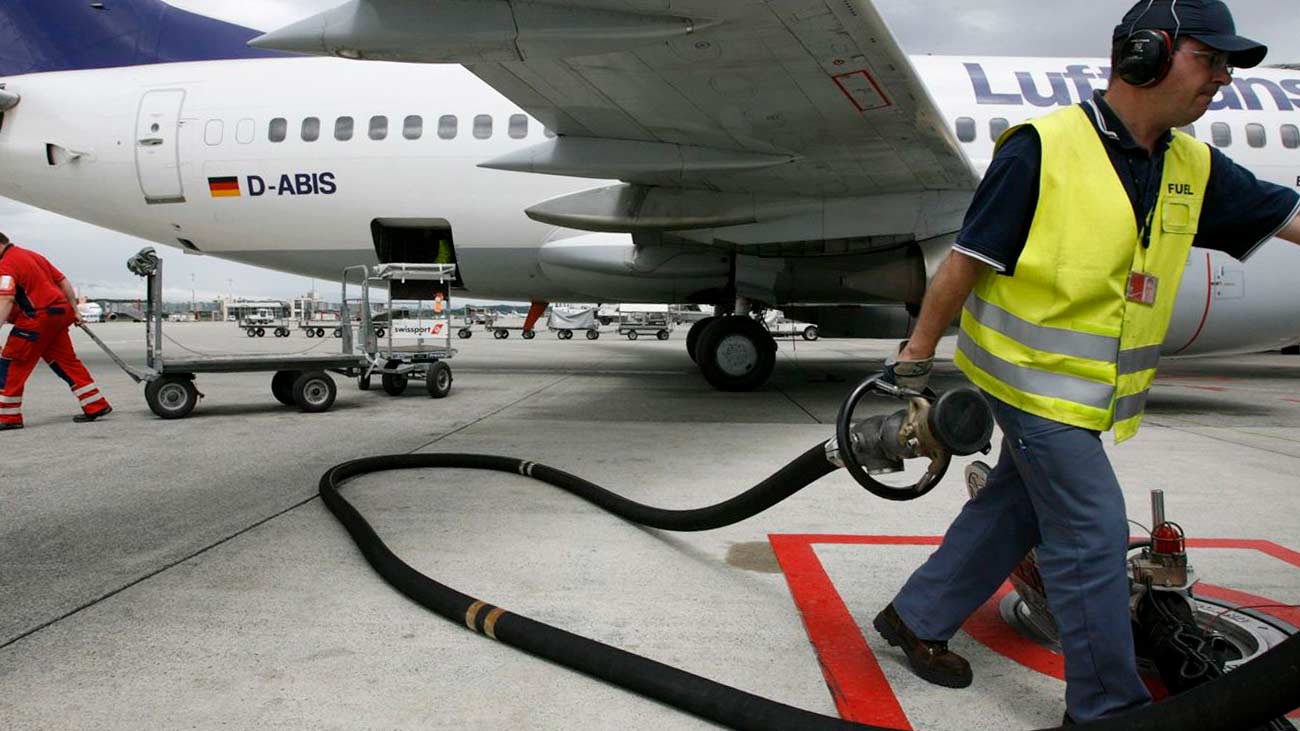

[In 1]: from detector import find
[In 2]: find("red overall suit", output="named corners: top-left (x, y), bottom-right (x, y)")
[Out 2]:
top-left (0, 244), bottom-right (110, 427)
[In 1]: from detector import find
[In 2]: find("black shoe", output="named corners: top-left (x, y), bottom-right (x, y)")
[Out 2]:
top-left (0, 422), bottom-right (23, 431)
top-left (873, 603), bottom-right (973, 689)
top-left (73, 405), bottom-right (112, 423)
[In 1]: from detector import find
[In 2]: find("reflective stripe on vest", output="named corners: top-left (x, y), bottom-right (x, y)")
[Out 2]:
top-left (955, 105), bottom-right (1210, 442)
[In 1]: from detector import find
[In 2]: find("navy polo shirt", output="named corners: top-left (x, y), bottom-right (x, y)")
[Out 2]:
top-left (953, 91), bottom-right (1300, 276)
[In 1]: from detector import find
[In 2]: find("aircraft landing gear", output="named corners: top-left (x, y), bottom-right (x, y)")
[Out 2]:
top-left (693, 315), bottom-right (776, 391)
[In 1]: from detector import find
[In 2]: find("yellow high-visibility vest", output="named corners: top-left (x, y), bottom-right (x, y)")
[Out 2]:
top-left (954, 105), bottom-right (1211, 442)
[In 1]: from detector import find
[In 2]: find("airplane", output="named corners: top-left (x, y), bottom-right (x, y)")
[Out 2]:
top-left (1, 0), bottom-right (1298, 392)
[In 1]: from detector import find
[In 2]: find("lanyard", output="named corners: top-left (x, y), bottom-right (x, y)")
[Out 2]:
top-left (1132, 154), bottom-right (1164, 249)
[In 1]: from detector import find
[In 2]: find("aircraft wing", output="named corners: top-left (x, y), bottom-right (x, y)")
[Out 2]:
top-left (250, 0), bottom-right (977, 204)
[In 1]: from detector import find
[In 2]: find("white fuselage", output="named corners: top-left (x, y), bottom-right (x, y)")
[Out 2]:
top-left (1, 55), bottom-right (1298, 353)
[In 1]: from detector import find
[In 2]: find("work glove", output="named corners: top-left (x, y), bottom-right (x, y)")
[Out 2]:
top-left (882, 347), bottom-right (933, 392)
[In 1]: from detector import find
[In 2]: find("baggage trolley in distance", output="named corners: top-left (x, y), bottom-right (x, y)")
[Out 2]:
top-left (237, 315), bottom-right (292, 338)
top-left (616, 304), bottom-right (673, 341)
top-left (348, 263), bottom-right (457, 398)
top-left (547, 305), bottom-right (601, 340)
top-left (83, 248), bottom-right (366, 419)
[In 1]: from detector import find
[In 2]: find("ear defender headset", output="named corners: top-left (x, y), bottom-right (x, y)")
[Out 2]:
top-left (1116, 0), bottom-right (1181, 87)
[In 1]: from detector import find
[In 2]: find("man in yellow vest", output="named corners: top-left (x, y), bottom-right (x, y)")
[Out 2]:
top-left (871, 0), bottom-right (1300, 723)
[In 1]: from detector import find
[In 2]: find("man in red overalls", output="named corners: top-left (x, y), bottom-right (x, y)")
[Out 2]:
top-left (0, 232), bottom-right (111, 430)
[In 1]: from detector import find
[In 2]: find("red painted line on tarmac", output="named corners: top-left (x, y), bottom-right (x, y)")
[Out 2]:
top-left (771, 535), bottom-right (1300, 724)
top-left (769, 534), bottom-right (920, 729)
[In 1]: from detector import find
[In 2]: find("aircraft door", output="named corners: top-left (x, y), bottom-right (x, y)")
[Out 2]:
top-left (135, 89), bottom-right (186, 204)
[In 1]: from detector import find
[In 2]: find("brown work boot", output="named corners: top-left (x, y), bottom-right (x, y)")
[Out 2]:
top-left (873, 603), bottom-right (973, 688)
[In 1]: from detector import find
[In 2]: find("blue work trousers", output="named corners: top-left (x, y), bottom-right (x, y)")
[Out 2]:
top-left (891, 394), bottom-right (1150, 722)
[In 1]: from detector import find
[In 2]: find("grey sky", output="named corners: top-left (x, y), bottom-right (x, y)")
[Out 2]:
top-left (2, 0), bottom-right (1296, 303)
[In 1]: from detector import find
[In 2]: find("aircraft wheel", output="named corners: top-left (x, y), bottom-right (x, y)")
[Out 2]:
top-left (685, 317), bottom-right (718, 363)
top-left (522, 329), bottom-right (535, 340)
top-left (426, 361), bottom-right (452, 398)
top-left (695, 316), bottom-right (776, 392)
top-left (657, 329), bottom-right (670, 341)
top-left (271, 370), bottom-right (301, 406)
top-left (1283, 344), bottom-right (1299, 355)
top-left (802, 325), bottom-right (819, 341)
top-left (586, 330), bottom-right (599, 340)
top-left (145, 375), bottom-right (199, 419)
top-left (292, 371), bottom-right (336, 413)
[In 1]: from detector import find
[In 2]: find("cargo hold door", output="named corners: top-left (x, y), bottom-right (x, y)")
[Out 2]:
top-left (135, 89), bottom-right (186, 204)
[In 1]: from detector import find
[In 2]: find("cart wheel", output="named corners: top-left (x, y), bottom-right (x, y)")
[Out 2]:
top-left (332, 328), bottom-right (342, 338)
top-left (256, 327), bottom-right (266, 337)
top-left (292, 371), bottom-right (337, 413)
top-left (271, 370), bottom-right (300, 406)
top-left (501, 330), bottom-right (510, 339)
top-left (522, 329), bottom-right (535, 340)
top-left (586, 330), bottom-right (599, 340)
top-left (627, 331), bottom-right (638, 341)
top-left (145, 375), bottom-right (199, 419)
top-left (245, 328), bottom-right (256, 338)
top-left (564, 330), bottom-right (576, 340)
top-left (305, 328), bottom-right (315, 338)
top-left (358, 372), bottom-right (372, 391)
top-left (802, 325), bottom-right (819, 341)
top-left (316, 328), bottom-right (326, 338)
top-left (493, 329), bottom-right (506, 340)
top-left (382, 373), bottom-right (408, 396)
top-left (375, 328), bottom-right (386, 338)
top-left (426, 361), bottom-right (452, 398)
top-left (458, 328), bottom-right (472, 339)
top-left (657, 329), bottom-right (670, 341)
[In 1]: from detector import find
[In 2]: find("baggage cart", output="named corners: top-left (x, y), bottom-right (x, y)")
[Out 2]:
top-left (616, 304), bottom-right (673, 341)
top-left (548, 305), bottom-right (601, 340)
top-left (348, 263), bottom-right (457, 398)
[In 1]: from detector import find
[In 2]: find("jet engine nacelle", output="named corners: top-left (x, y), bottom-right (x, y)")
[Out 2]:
top-left (537, 232), bottom-right (730, 303)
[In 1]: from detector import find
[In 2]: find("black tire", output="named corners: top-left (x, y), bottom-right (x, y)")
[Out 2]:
top-left (685, 316), bottom-right (718, 363)
top-left (316, 328), bottom-right (326, 338)
top-left (562, 330), bottom-right (574, 340)
top-left (256, 327), bottom-right (266, 337)
top-left (627, 330), bottom-right (638, 341)
top-left (458, 328), bottom-right (472, 339)
top-left (657, 329), bottom-right (670, 341)
top-left (375, 328), bottom-right (386, 338)
top-left (246, 328), bottom-right (257, 338)
top-left (500, 330), bottom-right (510, 339)
top-left (292, 371), bottom-right (336, 413)
top-left (522, 329), bottom-right (535, 340)
top-left (271, 370), bottom-right (300, 406)
top-left (425, 361), bottom-right (452, 398)
top-left (802, 326), bottom-right (819, 341)
top-left (382, 359), bottom-right (408, 396)
top-left (586, 330), bottom-right (599, 340)
top-left (1283, 344), bottom-right (1300, 355)
top-left (145, 376), bottom-right (199, 419)
top-left (358, 373), bottom-right (372, 391)
top-left (695, 316), bottom-right (776, 391)
top-left (493, 329), bottom-right (506, 340)
top-left (305, 328), bottom-right (316, 338)
top-left (333, 328), bottom-right (342, 338)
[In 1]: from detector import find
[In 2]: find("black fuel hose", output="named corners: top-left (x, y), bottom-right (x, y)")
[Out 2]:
top-left (319, 447), bottom-right (1300, 731)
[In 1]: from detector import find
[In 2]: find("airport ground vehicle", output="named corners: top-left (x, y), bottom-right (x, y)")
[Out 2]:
top-left (83, 249), bottom-right (364, 418)
top-left (763, 311), bottom-right (819, 341)
top-left (617, 304), bottom-right (672, 341)
top-left (549, 305), bottom-right (601, 340)
top-left (238, 311), bottom-right (292, 338)
top-left (350, 263), bottom-right (456, 398)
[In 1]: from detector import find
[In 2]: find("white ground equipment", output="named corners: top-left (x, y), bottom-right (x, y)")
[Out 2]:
top-left (548, 305), bottom-right (601, 340)
top-left (617, 304), bottom-right (673, 341)
top-left (349, 263), bottom-right (456, 398)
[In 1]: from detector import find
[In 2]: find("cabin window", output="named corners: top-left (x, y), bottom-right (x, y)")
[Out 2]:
top-left (1211, 122), bottom-right (1232, 147)
top-left (236, 118), bottom-right (255, 144)
top-left (1282, 124), bottom-right (1300, 149)
top-left (473, 114), bottom-right (493, 139)
top-left (268, 117), bottom-right (287, 143)
top-left (955, 117), bottom-right (976, 143)
top-left (508, 114), bottom-right (528, 139)
top-left (989, 117), bottom-right (1010, 141)
top-left (335, 116), bottom-right (354, 141)
top-left (438, 114), bottom-right (458, 139)
top-left (301, 117), bottom-right (321, 142)
top-left (204, 119), bottom-right (223, 146)
top-left (403, 115), bottom-right (423, 140)
top-left (1246, 123), bottom-right (1266, 148)
top-left (369, 115), bottom-right (388, 140)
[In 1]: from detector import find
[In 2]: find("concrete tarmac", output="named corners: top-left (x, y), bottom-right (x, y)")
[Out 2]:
top-left (1, 321), bottom-right (1297, 730)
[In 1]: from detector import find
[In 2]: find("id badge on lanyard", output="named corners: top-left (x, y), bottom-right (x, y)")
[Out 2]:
top-left (1127, 271), bottom-right (1158, 305)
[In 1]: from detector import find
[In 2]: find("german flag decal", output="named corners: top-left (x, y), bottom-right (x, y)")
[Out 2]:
top-left (207, 176), bottom-right (240, 198)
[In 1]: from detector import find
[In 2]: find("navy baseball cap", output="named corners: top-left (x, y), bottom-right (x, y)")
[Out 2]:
top-left (1113, 0), bottom-right (1268, 68)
